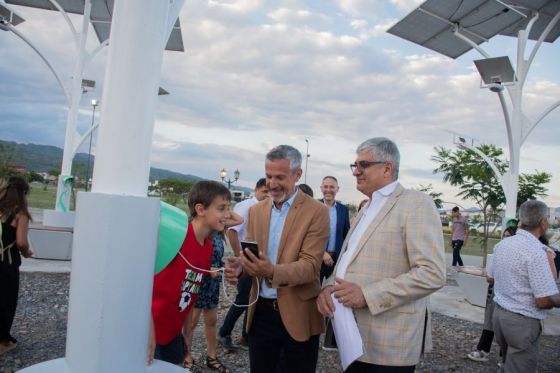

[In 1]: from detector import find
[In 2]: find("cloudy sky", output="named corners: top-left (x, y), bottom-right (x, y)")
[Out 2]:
top-left (1, 0), bottom-right (559, 208)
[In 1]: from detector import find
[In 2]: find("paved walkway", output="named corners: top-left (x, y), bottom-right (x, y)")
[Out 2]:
top-left (20, 253), bottom-right (560, 336)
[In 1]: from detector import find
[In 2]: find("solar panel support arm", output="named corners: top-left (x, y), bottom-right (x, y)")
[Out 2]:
top-left (418, 6), bottom-right (490, 44)
top-left (84, 38), bottom-right (109, 66)
top-left (47, 0), bottom-right (78, 49)
top-left (453, 25), bottom-right (491, 58)
top-left (5, 22), bottom-right (70, 105)
top-left (73, 121), bottom-right (99, 155)
top-left (456, 138), bottom-right (508, 198)
top-left (521, 100), bottom-right (560, 145)
top-left (493, 0), bottom-right (527, 18)
top-left (525, 10), bottom-right (560, 83)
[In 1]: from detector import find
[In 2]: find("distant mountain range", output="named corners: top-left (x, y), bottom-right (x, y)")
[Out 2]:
top-left (0, 139), bottom-right (251, 193)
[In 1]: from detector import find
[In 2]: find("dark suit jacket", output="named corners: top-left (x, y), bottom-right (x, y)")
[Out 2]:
top-left (319, 199), bottom-right (350, 262)
top-left (246, 191), bottom-right (329, 341)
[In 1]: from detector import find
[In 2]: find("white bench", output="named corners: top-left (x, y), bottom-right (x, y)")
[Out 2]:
top-left (456, 265), bottom-right (488, 307)
top-left (28, 224), bottom-right (73, 260)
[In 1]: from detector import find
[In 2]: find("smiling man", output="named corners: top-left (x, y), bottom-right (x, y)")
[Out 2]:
top-left (317, 137), bottom-right (446, 372)
top-left (319, 176), bottom-right (350, 284)
top-left (225, 145), bottom-right (329, 373)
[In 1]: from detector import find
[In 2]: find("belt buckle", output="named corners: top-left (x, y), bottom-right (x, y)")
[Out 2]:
top-left (272, 299), bottom-right (279, 311)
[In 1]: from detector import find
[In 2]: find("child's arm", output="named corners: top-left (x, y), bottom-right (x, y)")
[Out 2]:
top-left (225, 211), bottom-right (244, 228)
top-left (147, 316), bottom-right (155, 365)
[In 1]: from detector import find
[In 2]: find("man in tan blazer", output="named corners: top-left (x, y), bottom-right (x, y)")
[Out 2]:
top-left (317, 137), bottom-right (446, 373)
top-left (225, 145), bottom-right (329, 373)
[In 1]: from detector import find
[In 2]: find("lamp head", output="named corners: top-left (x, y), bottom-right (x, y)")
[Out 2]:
top-left (488, 82), bottom-right (504, 92)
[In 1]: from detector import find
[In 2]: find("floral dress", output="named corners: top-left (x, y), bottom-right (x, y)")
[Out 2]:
top-left (194, 232), bottom-right (224, 310)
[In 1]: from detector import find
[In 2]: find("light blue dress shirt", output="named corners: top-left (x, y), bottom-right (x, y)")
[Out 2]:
top-left (326, 203), bottom-right (337, 253)
top-left (259, 189), bottom-right (299, 299)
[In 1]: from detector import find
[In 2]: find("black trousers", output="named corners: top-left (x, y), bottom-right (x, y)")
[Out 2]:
top-left (345, 361), bottom-right (415, 373)
top-left (248, 298), bottom-right (319, 373)
top-left (219, 276), bottom-right (252, 339)
top-left (320, 260), bottom-right (336, 285)
top-left (0, 260), bottom-right (19, 343)
top-left (154, 333), bottom-right (185, 365)
top-left (476, 329), bottom-right (495, 353)
top-left (451, 240), bottom-right (464, 266)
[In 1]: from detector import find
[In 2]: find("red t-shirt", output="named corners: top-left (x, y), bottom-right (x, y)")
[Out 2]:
top-left (151, 222), bottom-right (213, 345)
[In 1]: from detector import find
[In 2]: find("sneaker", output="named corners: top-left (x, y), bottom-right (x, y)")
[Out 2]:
top-left (218, 334), bottom-right (237, 352)
top-left (467, 350), bottom-right (489, 362)
top-left (322, 345), bottom-right (338, 352)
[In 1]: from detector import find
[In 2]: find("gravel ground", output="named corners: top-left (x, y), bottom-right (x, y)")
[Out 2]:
top-left (1, 272), bottom-right (559, 373)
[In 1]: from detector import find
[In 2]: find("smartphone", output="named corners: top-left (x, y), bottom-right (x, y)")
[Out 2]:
top-left (240, 240), bottom-right (260, 259)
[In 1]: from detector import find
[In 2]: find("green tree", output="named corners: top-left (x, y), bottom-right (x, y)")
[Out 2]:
top-left (417, 184), bottom-right (443, 209)
top-left (28, 171), bottom-right (44, 183)
top-left (158, 179), bottom-right (195, 196)
top-left (0, 143), bottom-right (20, 184)
top-left (157, 179), bottom-right (195, 207)
top-left (517, 172), bottom-right (552, 208)
top-left (432, 144), bottom-right (550, 265)
top-left (48, 169), bottom-right (61, 177)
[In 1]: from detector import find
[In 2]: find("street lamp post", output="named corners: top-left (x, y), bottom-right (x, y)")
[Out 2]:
top-left (220, 168), bottom-right (240, 190)
top-left (304, 138), bottom-right (310, 184)
top-left (85, 99), bottom-right (98, 191)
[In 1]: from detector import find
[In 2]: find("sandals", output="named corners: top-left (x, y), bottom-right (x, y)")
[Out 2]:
top-left (206, 356), bottom-right (231, 373)
top-left (0, 341), bottom-right (17, 356)
top-left (183, 357), bottom-right (202, 373)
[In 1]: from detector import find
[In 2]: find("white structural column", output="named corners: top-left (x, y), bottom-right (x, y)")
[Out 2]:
top-left (54, 0), bottom-right (92, 214)
top-left (18, 0), bottom-right (185, 372)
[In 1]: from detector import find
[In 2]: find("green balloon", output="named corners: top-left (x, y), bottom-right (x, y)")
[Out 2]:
top-left (155, 201), bottom-right (189, 274)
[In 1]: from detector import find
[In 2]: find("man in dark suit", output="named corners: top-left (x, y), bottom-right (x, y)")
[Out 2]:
top-left (224, 145), bottom-right (329, 373)
top-left (319, 176), bottom-right (351, 285)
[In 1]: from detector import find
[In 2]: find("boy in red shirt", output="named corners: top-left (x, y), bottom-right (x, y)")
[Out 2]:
top-left (147, 180), bottom-right (231, 365)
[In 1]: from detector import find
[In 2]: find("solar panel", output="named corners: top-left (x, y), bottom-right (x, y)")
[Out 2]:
top-left (0, 3), bottom-right (25, 27)
top-left (387, 0), bottom-right (559, 59)
top-left (6, 0), bottom-right (184, 51)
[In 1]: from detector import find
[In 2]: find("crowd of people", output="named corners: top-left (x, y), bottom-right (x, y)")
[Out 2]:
top-left (1, 137), bottom-right (559, 373)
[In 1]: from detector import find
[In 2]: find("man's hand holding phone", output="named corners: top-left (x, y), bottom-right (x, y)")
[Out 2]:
top-left (240, 241), bottom-right (273, 278)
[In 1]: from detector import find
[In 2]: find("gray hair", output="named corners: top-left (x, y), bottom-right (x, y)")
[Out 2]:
top-left (266, 145), bottom-right (302, 172)
top-left (356, 137), bottom-right (400, 180)
top-left (519, 200), bottom-right (549, 230)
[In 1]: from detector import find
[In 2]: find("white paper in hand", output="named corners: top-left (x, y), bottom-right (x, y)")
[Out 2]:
top-left (330, 293), bottom-right (364, 370)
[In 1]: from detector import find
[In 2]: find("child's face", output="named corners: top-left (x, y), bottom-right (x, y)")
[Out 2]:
top-left (200, 195), bottom-right (231, 232)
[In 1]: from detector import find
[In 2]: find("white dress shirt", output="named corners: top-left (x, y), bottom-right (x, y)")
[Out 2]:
top-left (336, 181), bottom-right (399, 278)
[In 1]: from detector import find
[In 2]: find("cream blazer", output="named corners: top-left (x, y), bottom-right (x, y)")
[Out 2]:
top-left (326, 184), bottom-right (446, 366)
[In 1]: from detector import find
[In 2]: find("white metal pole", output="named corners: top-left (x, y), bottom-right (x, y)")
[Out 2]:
top-left (18, 0), bottom-right (185, 372)
top-left (54, 0), bottom-right (92, 212)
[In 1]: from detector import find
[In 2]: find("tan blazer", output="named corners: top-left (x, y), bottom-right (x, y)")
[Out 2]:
top-left (246, 191), bottom-right (329, 341)
top-left (326, 184), bottom-right (446, 366)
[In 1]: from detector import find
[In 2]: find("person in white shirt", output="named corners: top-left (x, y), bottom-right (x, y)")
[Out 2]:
top-left (488, 200), bottom-right (560, 373)
top-left (316, 137), bottom-right (445, 372)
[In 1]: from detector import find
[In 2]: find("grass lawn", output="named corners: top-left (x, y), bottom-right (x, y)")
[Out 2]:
top-left (26, 186), bottom-right (501, 258)
top-left (27, 183), bottom-right (56, 210)
top-left (443, 233), bottom-right (500, 257)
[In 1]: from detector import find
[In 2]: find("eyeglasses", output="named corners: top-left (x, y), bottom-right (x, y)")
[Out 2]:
top-left (350, 160), bottom-right (386, 172)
